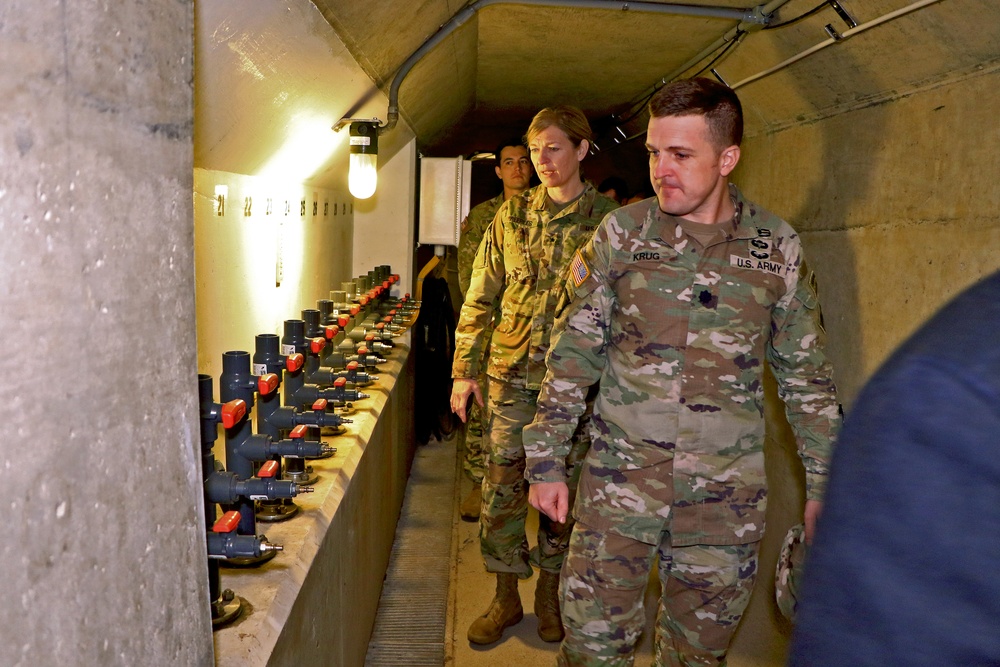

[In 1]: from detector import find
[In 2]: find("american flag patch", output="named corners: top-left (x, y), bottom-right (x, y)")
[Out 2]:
top-left (570, 250), bottom-right (590, 287)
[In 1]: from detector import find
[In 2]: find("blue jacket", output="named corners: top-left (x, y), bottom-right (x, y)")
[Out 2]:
top-left (788, 270), bottom-right (1000, 666)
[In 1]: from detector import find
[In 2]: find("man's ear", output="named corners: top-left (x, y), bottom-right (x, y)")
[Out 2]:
top-left (495, 165), bottom-right (503, 179)
top-left (719, 145), bottom-right (741, 176)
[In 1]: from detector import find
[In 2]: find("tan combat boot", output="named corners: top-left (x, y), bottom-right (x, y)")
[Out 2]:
top-left (467, 572), bottom-right (523, 645)
top-left (459, 486), bottom-right (481, 521)
top-left (534, 569), bottom-right (564, 642)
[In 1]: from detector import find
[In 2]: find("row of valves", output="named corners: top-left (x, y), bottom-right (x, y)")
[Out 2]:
top-left (199, 265), bottom-right (420, 629)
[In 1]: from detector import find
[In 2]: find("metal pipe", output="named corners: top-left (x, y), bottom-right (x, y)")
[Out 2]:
top-left (731, 0), bottom-right (944, 90)
top-left (656, 0), bottom-right (795, 86)
top-left (379, 0), bottom-right (764, 133)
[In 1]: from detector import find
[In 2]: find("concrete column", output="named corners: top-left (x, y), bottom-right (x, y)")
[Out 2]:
top-left (0, 2), bottom-right (211, 665)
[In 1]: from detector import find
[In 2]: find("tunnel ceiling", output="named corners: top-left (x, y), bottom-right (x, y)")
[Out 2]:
top-left (311, 0), bottom-right (999, 161)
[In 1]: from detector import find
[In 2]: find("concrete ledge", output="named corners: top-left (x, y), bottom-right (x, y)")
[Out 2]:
top-left (213, 335), bottom-right (415, 666)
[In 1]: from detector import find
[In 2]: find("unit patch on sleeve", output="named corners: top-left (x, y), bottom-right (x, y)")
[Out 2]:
top-left (570, 249), bottom-right (590, 287)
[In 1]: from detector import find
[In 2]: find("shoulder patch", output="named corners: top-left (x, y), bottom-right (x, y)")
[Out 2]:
top-left (570, 250), bottom-right (590, 287)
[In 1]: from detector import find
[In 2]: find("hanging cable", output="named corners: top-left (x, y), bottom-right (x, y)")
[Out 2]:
top-left (613, 26), bottom-right (746, 127)
top-left (764, 0), bottom-right (832, 30)
top-left (692, 29), bottom-right (747, 78)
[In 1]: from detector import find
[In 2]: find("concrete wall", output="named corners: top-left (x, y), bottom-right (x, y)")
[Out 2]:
top-left (193, 169), bottom-right (354, 379)
top-left (740, 69), bottom-right (1000, 407)
top-left (0, 2), bottom-right (212, 666)
top-left (727, 68), bottom-right (1000, 664)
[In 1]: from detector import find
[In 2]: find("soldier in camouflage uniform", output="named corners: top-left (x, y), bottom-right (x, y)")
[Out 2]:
top-left (451, 106), bottom-right (619, 646)
top-left (523, 78), bottom-right (842, 666)
top-left (456, 138), bottom-right (534, 521)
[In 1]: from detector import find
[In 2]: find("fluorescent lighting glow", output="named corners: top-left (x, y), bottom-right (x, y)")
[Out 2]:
top-left (258, 114), bottom-right (339, 186)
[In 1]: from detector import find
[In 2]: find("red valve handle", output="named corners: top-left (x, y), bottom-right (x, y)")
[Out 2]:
top-left (375, 322), bottom-right (385, 330)
top-left (213, 510), bottom-right (241, 533)
top-left (338, 316), bottom-right (350, 328)
top-left (312, 399), bottom-right (328, 410)
top-left (258, 373), bottom-right (280, 395)
top-left (221, 399), bottom-right (247, 429)
top-left (334, 377), bottom-right (347, 388)
top-left (357, 347), bottom-right (369, 356)
top-left (290, 424), bottom-right (308, 439)
top-left (286, 353), bottom-right (304, 373)
top-left (365, 334), bottom-right (375, 341)
top-left (310, 337), bottom-right (326, 354)
top-left (359, 296), bottom-right (369, 306)
top-left (258, 460), bottom-right (279, 478)
top-left (383, 280), bottom-right (390, 290)
top-left (350, 305), bottom-right (360, 316)
top-left (323, 325), bottom-right (335, 339)
top-left (347, 361), bottom-right (359, 371)
top-left (383, 316), bottom-right (393, 323)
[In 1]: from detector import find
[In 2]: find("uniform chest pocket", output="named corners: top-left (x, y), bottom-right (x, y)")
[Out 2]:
top-left (716, 271), bottom-right (783, 332)
top-left (503, 226), bottom-right (534, 284)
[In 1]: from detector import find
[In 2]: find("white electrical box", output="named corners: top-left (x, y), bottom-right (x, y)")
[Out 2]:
top-left (418, 156), bottom-right (471, 247)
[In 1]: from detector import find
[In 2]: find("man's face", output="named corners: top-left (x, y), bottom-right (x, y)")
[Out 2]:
top-left (646, 114), bottom-right (739, 224)
top-left (495, 145), bottom-right (532, 192)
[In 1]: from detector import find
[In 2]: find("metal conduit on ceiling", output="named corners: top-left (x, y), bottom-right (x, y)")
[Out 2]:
top-left (370, 0), bottom-right (775, 134)
top-left (610, 0), bottom-right (947, 145)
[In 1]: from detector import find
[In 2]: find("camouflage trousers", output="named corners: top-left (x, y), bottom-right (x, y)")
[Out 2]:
top-left (559, 521), bottom-right (760, 667)
top-left (461, 373), bottom-right (489, 485)
top-left (481, 378), bottom-right (592, 578)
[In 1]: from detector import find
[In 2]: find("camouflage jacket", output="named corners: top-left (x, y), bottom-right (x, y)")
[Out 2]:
top-left (458, 193), bottom-right (505, 297)
top-left (452, 183), bottom-right (619, 389)
top-left (522, 186), bottom-right (841, 546)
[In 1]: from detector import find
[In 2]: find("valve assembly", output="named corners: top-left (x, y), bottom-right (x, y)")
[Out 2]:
top-left (200, 265), bottom-right (418, 629)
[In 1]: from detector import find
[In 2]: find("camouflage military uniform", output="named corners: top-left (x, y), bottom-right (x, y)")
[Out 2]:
top-left (453, 183), bottom-right (618, 577)
top-left (457, 193), bottom-right (505, 486)
top-left (523, 187), bottom-right (841, 665)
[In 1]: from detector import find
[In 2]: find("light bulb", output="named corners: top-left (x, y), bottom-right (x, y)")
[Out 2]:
top-left (349, 152), bottom-right (377, 199)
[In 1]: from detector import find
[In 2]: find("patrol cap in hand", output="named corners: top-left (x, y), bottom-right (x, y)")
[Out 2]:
top-left (775, 523), bottom-right (807, 622)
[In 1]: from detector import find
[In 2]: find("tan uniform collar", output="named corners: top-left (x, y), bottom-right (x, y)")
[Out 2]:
top-left (642, 183), bottom-right (758, 244)
top-left (527, 182), bottom-right (598, 217)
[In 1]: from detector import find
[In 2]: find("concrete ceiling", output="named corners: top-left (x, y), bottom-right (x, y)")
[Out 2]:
top-left (312, 0), bottom-right (999, 163)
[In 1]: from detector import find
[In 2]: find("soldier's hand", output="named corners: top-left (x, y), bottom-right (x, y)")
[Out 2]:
top-left (804, 499), bottom-right (823, 544)
top-left (449, 378), bottom-right (482, 423)
top-left (529, 482), bottom-right (569, 524)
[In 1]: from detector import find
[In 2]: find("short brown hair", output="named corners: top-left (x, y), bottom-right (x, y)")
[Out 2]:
top-left (648, 77), bottom-right (743, 149)
top-left (494, 137), bottom-right (527, 168)
top-left (526, 106), bottom-right (593, 149)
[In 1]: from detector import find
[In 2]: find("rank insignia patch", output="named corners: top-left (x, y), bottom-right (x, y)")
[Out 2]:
top-left (570, 250), bottom-right (590, 287)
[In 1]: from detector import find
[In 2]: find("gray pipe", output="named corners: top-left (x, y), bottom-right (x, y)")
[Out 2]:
top-left (656, 0), bottom-right (795, 85)
top-left (379, 0), bottom-right (767, 134)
